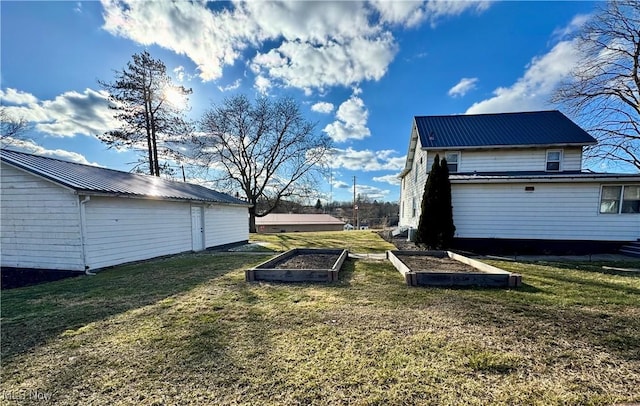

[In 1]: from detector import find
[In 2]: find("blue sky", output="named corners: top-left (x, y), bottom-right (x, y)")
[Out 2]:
top-left (1, 1), bottom-right (603, 203)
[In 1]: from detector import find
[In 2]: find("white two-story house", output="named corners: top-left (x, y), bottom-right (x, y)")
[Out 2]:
top-left (398, 110), bottom-right (640, 254)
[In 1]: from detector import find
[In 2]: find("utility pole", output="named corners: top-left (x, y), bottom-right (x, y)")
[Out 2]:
top-left (329, 169), bottom-right (333, 215)
top-left (353, 176), bottom-right (358, 229)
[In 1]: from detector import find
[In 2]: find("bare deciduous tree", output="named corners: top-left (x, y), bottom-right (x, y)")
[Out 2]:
top-left (553, 0), bottom-right (640, 170)
top-left (99, 51), bottom-right (193, 176)
top-left (196, 95), bottom-right (332, 232)
top-left (0, 106), bottom-right (30, 147)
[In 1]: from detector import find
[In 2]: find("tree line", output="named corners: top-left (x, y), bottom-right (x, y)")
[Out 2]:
top-left (257, 197), bottom-right (400, 229)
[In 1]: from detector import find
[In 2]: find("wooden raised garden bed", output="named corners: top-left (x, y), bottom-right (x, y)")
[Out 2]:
top-left (387, 250), bottom-right (522, 288)
top-left (246, 248), bottom-right (349, 283)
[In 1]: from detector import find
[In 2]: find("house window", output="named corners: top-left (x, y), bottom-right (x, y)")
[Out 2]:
top-left (414, 163), bottom-right (418, 182)
top-left (412, 197), bottom-right (416, 218)
top-left (622, 186), bottom-right (640, 213)
top-left (546, 150), bottom-right (562, 171)
top-left (445, 152), bottom-right (459, 173)
top-left (600, 185), bottom-right (640, 214)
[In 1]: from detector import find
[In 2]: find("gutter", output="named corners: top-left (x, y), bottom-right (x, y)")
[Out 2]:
top-left (450, 175), bottom-right (640, 184)
top-left (419, 142), bottom-right (597, 151)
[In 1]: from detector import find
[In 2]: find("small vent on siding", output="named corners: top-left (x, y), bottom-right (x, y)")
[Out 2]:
top-left (525, 186), bottom-right (535, 192)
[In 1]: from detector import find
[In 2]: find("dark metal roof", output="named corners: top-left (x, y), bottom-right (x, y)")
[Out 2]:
top-left (1, 149), bottom-right (249, 206)
top-left (414, 110), bottom-right (597, 149)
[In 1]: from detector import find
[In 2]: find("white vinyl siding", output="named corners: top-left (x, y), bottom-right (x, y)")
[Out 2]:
top-left (455, 147), bottom-right (582, 172)
top-left (204, 205), bottom-right (248, 247)
top-left (452, 182), bottom-right (640, 241)
top-left (1, 164), bottom-right (84, 270)
top-left (83, 197), bottom-right (192, 270)
top-left (399, 140), bottom-right (429, 227)
top-left (399, 147), bottom-right (588, 230)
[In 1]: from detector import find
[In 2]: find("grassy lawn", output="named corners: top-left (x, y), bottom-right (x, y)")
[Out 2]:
top-left (1, 232), bottom-right (639, 405)
top-left (250, 230), bottom-right (396, 253)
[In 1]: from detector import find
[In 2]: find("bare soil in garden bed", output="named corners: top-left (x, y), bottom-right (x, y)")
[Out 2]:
top-left (399, 255), bottom-right (480, 273)
top-left (271, 253), bottom-right (339, 269)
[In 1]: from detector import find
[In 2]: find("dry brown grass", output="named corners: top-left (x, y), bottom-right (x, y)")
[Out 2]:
top-left (1, 237), bottom-right (639, 405)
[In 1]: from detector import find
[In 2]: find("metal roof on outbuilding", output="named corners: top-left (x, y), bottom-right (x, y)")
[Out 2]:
top-left (414, 110), bottom-right (597, 149)
top-left (0, 149), bottom-right (249, 206)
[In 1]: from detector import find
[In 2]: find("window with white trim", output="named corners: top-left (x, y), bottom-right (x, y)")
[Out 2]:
top-left (412, 197), bottom-right (416, 218)
top-left (623, 186), bottom-right (640, 213)
top-left (445, 152), bottom-right (459, 173)
top-left (600, 185), bottom-right (640, 214)
top-left (546, 150), bottom-right (562, 171)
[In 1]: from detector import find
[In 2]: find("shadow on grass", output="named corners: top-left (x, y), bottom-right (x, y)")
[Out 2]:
top-left (0, 252), bottom-right (271, 362)
top-left (332, 258), bottom-right (640, 363)
top-left (534, 260), bottom-right (640, 278)
top-left (457, 295), bottom-right (640, 362)
top-left (440, 263), bottom-right (640, 362)
top-left (336, 258), bottom-right (357, 285)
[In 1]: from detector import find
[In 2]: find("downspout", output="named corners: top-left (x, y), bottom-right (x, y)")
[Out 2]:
top-left (79, 195), bottom-right (95, 275)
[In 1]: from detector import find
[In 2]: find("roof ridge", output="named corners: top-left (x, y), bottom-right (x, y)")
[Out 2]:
top-left (2, 148), bottom-right (151, 177)
top-left (413, 110), bottom-right (560, 119)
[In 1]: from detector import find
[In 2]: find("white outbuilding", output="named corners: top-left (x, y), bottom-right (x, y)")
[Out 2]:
top-left (1, 149), bottom-right (251, 272)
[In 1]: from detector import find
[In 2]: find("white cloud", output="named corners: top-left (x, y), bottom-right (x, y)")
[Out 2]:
top-left (1, 138), bottom-right (100, 166)
top-left (371, 0), bottom-right (427, 27)
top-left (1, 88), bottom-right (39, 105)
top-left (372, 0), bottom-right (491, 28)
top-left (173, 66), bottom-right (194, 82)
top-left (250, 33), bottom-right (397, 93)
top-left (244, 1), bottom-right (378, 43)
top-left (373, 173), bottom-right (401, 186)
top-left (356, 184), bottom-right (390, 201)
top-left (217, 79), bottom-right (242, 92)
top-left (311, 102), bottom-right (334, 114)
top-left (101, 0), bottom-right (257, 82)
top-left (425, 0), bottom-right (492, 26)
top-left (466, 39), bottom-right (580, 114)
top-left (552, 13), bottom-right (590, 39)
top-left (99, 1), bottom-right (491, 93)
top-left (254, 75), bottom-right (272, 94)
top-left (448, 77), bottom-right (478, 97)
top-left (0, 87), bottom-right (118, 137)
top-left (333, 180), bottom-right (351, 189)
top-left (323, 95), bottom-right (371, 142)
top-left (330, 147), bottom-right (405, 171)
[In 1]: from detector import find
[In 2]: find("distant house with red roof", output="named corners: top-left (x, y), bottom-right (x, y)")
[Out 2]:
top-left (255, 213), bottom-right (345, 233)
